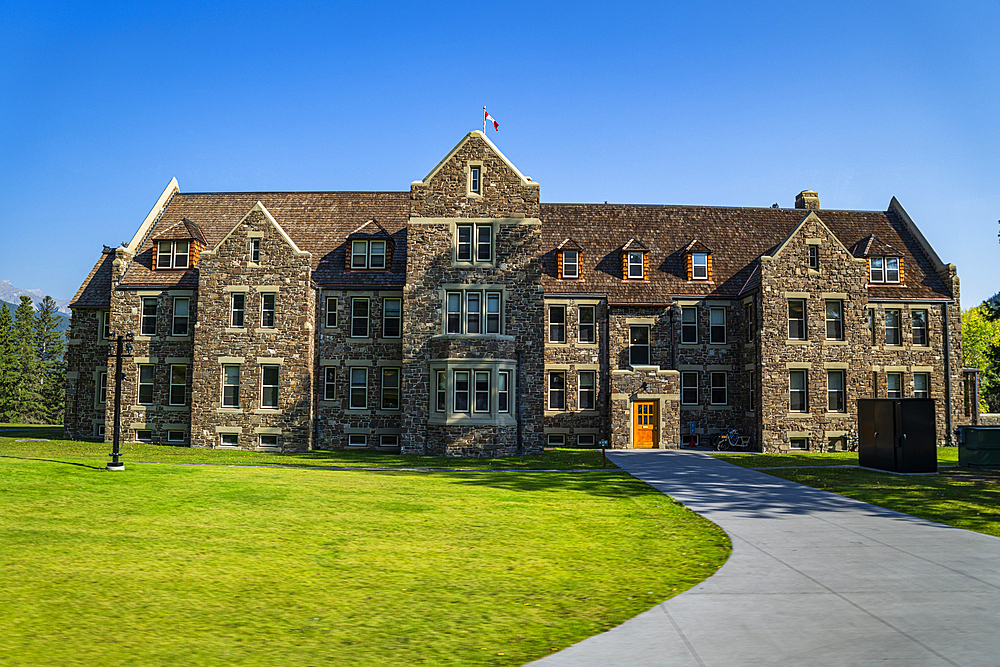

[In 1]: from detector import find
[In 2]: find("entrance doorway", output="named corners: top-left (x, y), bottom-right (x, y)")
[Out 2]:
top-left (633, 402), bottom-right (658, 448)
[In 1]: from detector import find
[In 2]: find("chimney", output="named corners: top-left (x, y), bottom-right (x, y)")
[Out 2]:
top-left (795, 190), bottom-right (820, 209)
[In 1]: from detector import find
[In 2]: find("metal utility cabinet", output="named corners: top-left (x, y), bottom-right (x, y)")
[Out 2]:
top-left (857, 399), bottom-right (937, 474)
top-left (957, 426), bottom-right (1000, 469)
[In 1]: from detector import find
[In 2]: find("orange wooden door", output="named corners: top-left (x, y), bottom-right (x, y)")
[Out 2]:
top-left (633, 402), bottom-right (657, 448)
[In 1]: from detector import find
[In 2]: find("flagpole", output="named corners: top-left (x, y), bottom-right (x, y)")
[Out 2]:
top-left (483, 106), bottom-right (486, 134)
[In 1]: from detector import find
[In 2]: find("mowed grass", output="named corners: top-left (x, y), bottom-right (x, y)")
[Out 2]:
top-left (712, 447), bottom-right (959, 469)
top-left (0, 438), bottom-right (729, 667)
top-left (0, 428), bottom-right (610, 470)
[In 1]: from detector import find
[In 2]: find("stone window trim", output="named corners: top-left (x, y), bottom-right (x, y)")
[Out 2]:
top-left (466, 160), bottom-right (485, 197)
top-left (452, 221), bottom-right (495, 267)
top-left (427, 360), bottom-right (517, 425)
top-left (156, 240), bottom-right (190, 270)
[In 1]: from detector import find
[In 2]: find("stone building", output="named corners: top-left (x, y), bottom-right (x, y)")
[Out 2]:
top-left (64, 132), bottom-right (971, 454)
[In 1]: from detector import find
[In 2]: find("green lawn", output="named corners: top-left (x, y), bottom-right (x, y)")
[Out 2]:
top-left (0, 437), bottom-right (729, 666)
top-left (712, 447), bottom-right (959, 469)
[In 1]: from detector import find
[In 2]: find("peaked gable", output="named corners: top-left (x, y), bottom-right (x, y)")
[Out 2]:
top-left (200, 202), bottom-right (310, 259)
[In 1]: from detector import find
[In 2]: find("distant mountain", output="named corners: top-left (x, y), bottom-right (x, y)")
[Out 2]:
top-left (1, 299), bottom-right (71, 334)
top-left (0, 280), bottom-right (72, 315)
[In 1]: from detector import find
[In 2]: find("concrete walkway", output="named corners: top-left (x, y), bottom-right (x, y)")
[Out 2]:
top-left (529, 450), bottom-right (1000, 667)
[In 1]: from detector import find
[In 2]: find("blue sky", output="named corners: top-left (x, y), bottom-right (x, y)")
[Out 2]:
top-left (2, 0), bottom-right (998, 305)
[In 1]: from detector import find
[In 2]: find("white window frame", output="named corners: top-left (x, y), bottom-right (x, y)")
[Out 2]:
top-left (825, 300), bottom-right (843, 341)
top-left (167, 430), bottom-right (186, 443)
top-left (260, 434), bottom-right (279, 448)
top-left (548, 371), bottom-right (566, 411)
top-left (469, 166), bottom-right (481, 195)
top-left (348, 434), bottom-right (367, 448)
top-left (169, 364), bottom-right (186, 406)
top-left (455, 224), bottom-right (492, 264)
top-left (444, 290), bottom-right (501, 335)
top-left (885, 257), bottom-right (900, 283)
top-left (157, 240), bottom-right (189, 269)
top-left (681, 371), bottom-right (698, 405)
top-left (547, 434), bottom-right (565, 447)
top-left (172, 297), bottom-right (189, 336)
top-left (549, 305), bottom-right (566, 343)
top-left (220, 433), bottom-right (239, 447)
top-left (474, 371), bottom-right (491, 413)
top-left (887, 372), bottom-right (902, 399)
top-left (456, 225), bottom-right (473, 262)
top-left (885, 309), bottom-right (901, 346)
top-left (628, 325), bottom-right (650, 366)
top-left (250, 238), bottom-right (260, 264)
top-left (260, 365), bottom-right (279, 409)
top-left (97, 370), bottom-right (108, 406)
top-left (562, 250), bottom-right (579, 278)
top-left (486, 292), bottom-right (501, 334)
top-left (141, 297), bottom-right (157, 336)
top-left (808, 245), bottom-right (819, 270)
top-left (579, 371), bottom-right (596, 411)
top-left (137, 364), bottom-right (154, 405)
top-left (349, 367), bottom-right (368, 410)
top-left (578, 434), bottom-right (596, 447)
top-left (476, 224), bottom-right (492, 262)
top-left (710, 371), bottom-right (727, 405)
top-left (381, 367), bottom-right (401, 410)
top-left (454, 371), bottom-right (470, 413)
top-left (709, 307), bottom-right (726, 344)
top-left (351, 297), bottom-right (370, 338)
top-left (914, 373), bottom-right (930, 399)
top-left (498, 370), bottom-right (510, 413)
top-left (579, 305), bottom-right (595, 343)
top-left (827, 370), bottom-right (845, 413)
top-left (788, 299), bottom-right (806, 340)
top-left (230, 293), bottom-right (245, 329)
top-left (101, 310), bottom-right (111, 340)
top-left (380, 434), bottom-right (399, 448)
top-left (789, 369), bottom-right (808, 412)
top-left (870, 257), bottom-right (885, 283)
top-left (222, 365), bottom-right (240, 408)
top-left (466, 292), bottom-right (482, 334)
top-left (692, 253), bottom-right (708, 280)
top-left (627, 251), bottom-right (644, 279)
top-left (436, 370), bottom-right (447, 412)
top-left (912, 309), bottom-right (928, 346)
top-left (260, 293), bottom-right (276, 329)
top-left (789, 438), bottom-right (808, 450)
top-left (325, 296), bottom-right (338, 328)
top-left (323, 367), bottom-right (337, 401)
top-left (681, 306), bottom-right (697, 344)
top-left (382, 298), bottom-right (402, 338)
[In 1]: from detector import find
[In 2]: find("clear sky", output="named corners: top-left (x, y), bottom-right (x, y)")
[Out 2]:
top-left (2, 0), bottom-right (998, 306)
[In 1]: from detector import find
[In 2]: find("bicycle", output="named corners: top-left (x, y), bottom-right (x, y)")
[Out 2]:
top-left (711, 428), bottom-right (756, 452)
top-left (845, 429), bottom-right (859, 452)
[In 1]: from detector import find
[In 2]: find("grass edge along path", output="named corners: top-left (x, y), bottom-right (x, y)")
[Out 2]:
top-left (0, 441), bottom-right (729, 667)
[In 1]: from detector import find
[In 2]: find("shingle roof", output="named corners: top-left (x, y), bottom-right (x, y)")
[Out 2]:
top-left (539, 204), bottom-right (951, 301)
top-left (152, 218), bottom-right (208, 245)
top-left (70, 247), bottom-right (115, 308)
top-left (119, 192), bottom-right (409, 290)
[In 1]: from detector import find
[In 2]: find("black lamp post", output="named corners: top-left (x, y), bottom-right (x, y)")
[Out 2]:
top-left (106, 330), bottom-right (134, 471)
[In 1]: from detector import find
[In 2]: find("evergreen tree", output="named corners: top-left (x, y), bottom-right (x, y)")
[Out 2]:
top-left (12, 296), bottom-right (43, 423)
top-left (0, 303), bottom-right (15, 423)
top-left (35, 296), bottom-right (66, 424)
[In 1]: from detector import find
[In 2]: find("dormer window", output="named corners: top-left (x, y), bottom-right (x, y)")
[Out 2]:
top-left (351, 240), bottom-right (387, 269)
top-left (628, 252), bottom-right (644, 279)
top-left (562, 251), bottom-right (579, 278)
top-left (157, 241), bottom-right (189, 269)
top-left (869, 256), bottom-right (901, 284)
top-left (692, 253), bottom-right (708, 280)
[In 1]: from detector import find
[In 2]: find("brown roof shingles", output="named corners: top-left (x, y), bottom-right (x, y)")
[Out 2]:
top-left (70, 248), bottom-right (115, 308)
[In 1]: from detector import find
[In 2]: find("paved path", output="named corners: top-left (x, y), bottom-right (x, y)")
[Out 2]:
top-left (530, 450), bottom-right (1000, 667)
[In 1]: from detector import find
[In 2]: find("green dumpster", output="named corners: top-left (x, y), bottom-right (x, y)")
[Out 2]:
top-left (958, 426), bottom-right (1000, 469)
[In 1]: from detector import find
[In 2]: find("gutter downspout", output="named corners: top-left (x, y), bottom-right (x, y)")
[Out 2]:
top-left (943, 302), bottom-right (954, 445)
top-left (516, 350), bottom-right (523, 456)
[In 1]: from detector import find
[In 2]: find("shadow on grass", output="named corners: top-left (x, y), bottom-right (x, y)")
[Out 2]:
top-left (0, 454), bottom-right (105, 471)
top-left (378, 469), bottom-right (648, 500)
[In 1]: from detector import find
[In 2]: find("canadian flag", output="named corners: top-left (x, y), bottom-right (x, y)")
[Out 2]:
top-left (485, 110), bottom-right (499, 131)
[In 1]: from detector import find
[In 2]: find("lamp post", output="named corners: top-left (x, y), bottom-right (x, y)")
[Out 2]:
top-left (106, 330), bottom-right (134, 471)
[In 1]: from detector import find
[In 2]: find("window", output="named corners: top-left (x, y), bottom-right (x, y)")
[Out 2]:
top-left (548, 372), bottom-right (566, 410)
top-left (562, 251), bottom-right (579, 278)
top-left (474, 371), bottom-right (490, 413)
top-left (230, 293), bottom-right (245, 328)
top-left (579, 306), bottom-right (595, 343)
top-left (222, 365), bottom-right (240, 407)
top-left (135, 430), bottom-right (153, 443)
top-left (98, 370), bottom-right (108, 405)
top-left (350, 240), bottom-right (387, 269)
top-left (788, 299), bottom-right (805, 340)
top-left (486, 292), bottom-right (501, 334)
top-left (456, 224), bottom-right (492, 263)
top-left (748, 372), bottom-right (755, 411)
top-left (250, 238), bottom-right (260, 264)
top-left (101, 311), bottom-right (111, 340)
top-left (825, 300), bottom-right (843, 340)
top-left (260, 366), bottom-right (279, 409)
top-left (789, 438), bottom-right (808, 450)
top-left (137, 365), bottom-right (154, 405)
top-left (681, 372), bottom-right (698, 405)
top-left (260, 294), bottom-right (275, 329)
top-left (260, 434), bottom-right (278, 448)
top-left (351, 298), bottom-right (369, 337)
top-left (912, 310), bottom-right (928, 346)
top-left (887, 372), bottom-right (902, 399)
top-left (548, 434), bottom-right (566, 447)
top-left (454, 371), bottom-right (470, 412)
top-left (808, 245), bottom-right (819, 270)
top-left (381, 368), bottom-right (400, 410)
top-left (380, 434), bottom-right (399, 448)
top-left (169, 365), bottom-right (186, 406)
top-left (447, 292), bottom-right (461, 333)
top-left (348, 434), bottom-right (367, 448)
top-left (579, 371), bottom-right (596, 410)
top-left (141, 298), bottom-right (157, 336)
top-left (868, 309), bottom-right (875, 344)
top-left (469, 166), bottom-right (481, 194)
top-left (711, 372), bottom-right (727, 405)
top-left (466, 292), bottom-right (481, 334)
top-left (885, 309), bottom-right (901, 346)
top-left (220, 433), bottom-right (239, 447)
top-left (167, 430), bottom-right (185, 443)
top-left (709, 307), bottom-right (726, 344)
top-left (870, 257), bottom-right (884, 283)
top-left (436, 370), bottom-right (447, 412)
top-left (744, 303), bottom-right (753, 343)
top-left (349, 368), bottom-right (368, 409)
top-left (629, 325), bottom-right (650, 366)
top-left (789, 370), bottom-right (808, 412)
top-left (627, 252), bottom-right (644, 279)
top-left (549, 306), bottom-right (566, 342)
top-left (171, 297), bottom-right (189, 336)
top-left (885, 257), bottom-right (900, 283)
top-left (692, 253), bottom-right (708, 280)
top-left (914, 373), bottom-right (930, 399)
top-left (498, 371), bottom-right (510, 413)
top-left (383, 298), bottom-right (401, 338)
top-left (323, 367), bottom-right (337, 401)
top-left (325, 297), bottom-right (338, 328)
top-left (157, 240), bottom-right (189, 269)
top-left (578, 434), bottom-right (596, 447)
top-left (681, 307), bottom-right (697, 344)
top-left (827, 370), bottom-right (845, 412)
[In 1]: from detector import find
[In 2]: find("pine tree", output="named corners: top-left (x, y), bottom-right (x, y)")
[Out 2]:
top-left (35, 296), bottom-right (66, 424)
top-left (12, 296), bottom-right (43, 423)
top-left (0, 303), bottom-right (15, 423)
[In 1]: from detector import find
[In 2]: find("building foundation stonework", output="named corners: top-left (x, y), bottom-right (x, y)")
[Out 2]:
top-left (66, 134), bottom-right (970, 455)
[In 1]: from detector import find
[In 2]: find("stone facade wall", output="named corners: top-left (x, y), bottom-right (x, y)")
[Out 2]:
top-left (315, 288), bottom-right (404, 450)
top-left (63, 308), bottom-right (108, 440)
top-left (609, 368), bottom-right (680, 449)
top-left (189, 208), bottom-right (315, 451)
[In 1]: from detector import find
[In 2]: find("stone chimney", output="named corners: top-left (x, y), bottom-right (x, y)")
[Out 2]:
top-left (795, 190), bottom-right (820, 209)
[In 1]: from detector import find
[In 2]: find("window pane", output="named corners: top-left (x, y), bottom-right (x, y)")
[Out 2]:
top-left (352, 298), bottom-right (369, 337)
top-left (914, 373), bottom-right (929, 398)
top-left (710, 308), bottom-right (726, 344)
top-left (885, 257), bottom-right (899, 282)
top-left (350, 367), bottom-right (367, 409)
top-left (711, 372), bottom-right (727, 405)
top-left (870, 257), bottom-right (884, 282)
top-left (628, 252), bottom-right (644, 278)
top-left (231, 293), bottom-right (245, 328)
top-left (827, 370), bottom-right (845, 412)
top-left (369, 241), bottom-right (386, 269)
top-left (457, 226), bottom-right (472, 261)
top-left (913, 310), bottom-right (928, 346)
top-left (454, 371), bottom-right (470, 412)
top-left (172, 297), bottom-right (189, 336)
top-left (630, 325), bottom-right (650, 365)
top-left (486, 292), bottom-right (501, 334)
top-left (579, 305), bottom-right (595, 343)
top-left (352, 240), bottom-right (368, 268)
top-left (142, 298), bottom-right (157, 336)
top-left (825, 301), bottom-right (843, 340)
top-left (261, 294), bottom-right (275, 328)
top-left (562, 251), bottom-right (578, 278)
top-left (324, 367), bottom-right (337, 401)
top-left (692, 253), bottom-right (708, 279)
top-left (447, 293), bottom-right (461, 333)
top-left (382, 368), bottom-right (400, 410)
top-left (169, 365), bottom-right (186, 406)
top-left (326, 297), bottom-right (338, 328)
top-left (887, 373), bottom-right (901, 398)
top-left (474, 371), bottom-right (490, 412)
top-left (383, 298), bottom-right (401, 338)
top-left (498, 371), bottom-right (509, 413)
top-left (466, 292), bottom-right (481, 334)
top-left (476, 225), bottom-right (492, 262)
top-left (681, 372), bottom-right (698, 405)
top-left (579, 371), bottom-right (595, 410)
top-left (158, 242), bottom-right (173, 268)
top-left (788, 300), bottom-right (805, 339)
top-left (681, 306), bottom-right (697, 344)
top-left (436, 370), bottom-right (447, 412)
top-left (261, 366), bottom-right (279, 408)
top-left (470, 166), bottom-right (480, 193)
top-left (549, 305), bottom-right (565, 342)
top-left (549, 372), bottom-right (565, 410)
top-left (885, 310), bottom-right (900, 346)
